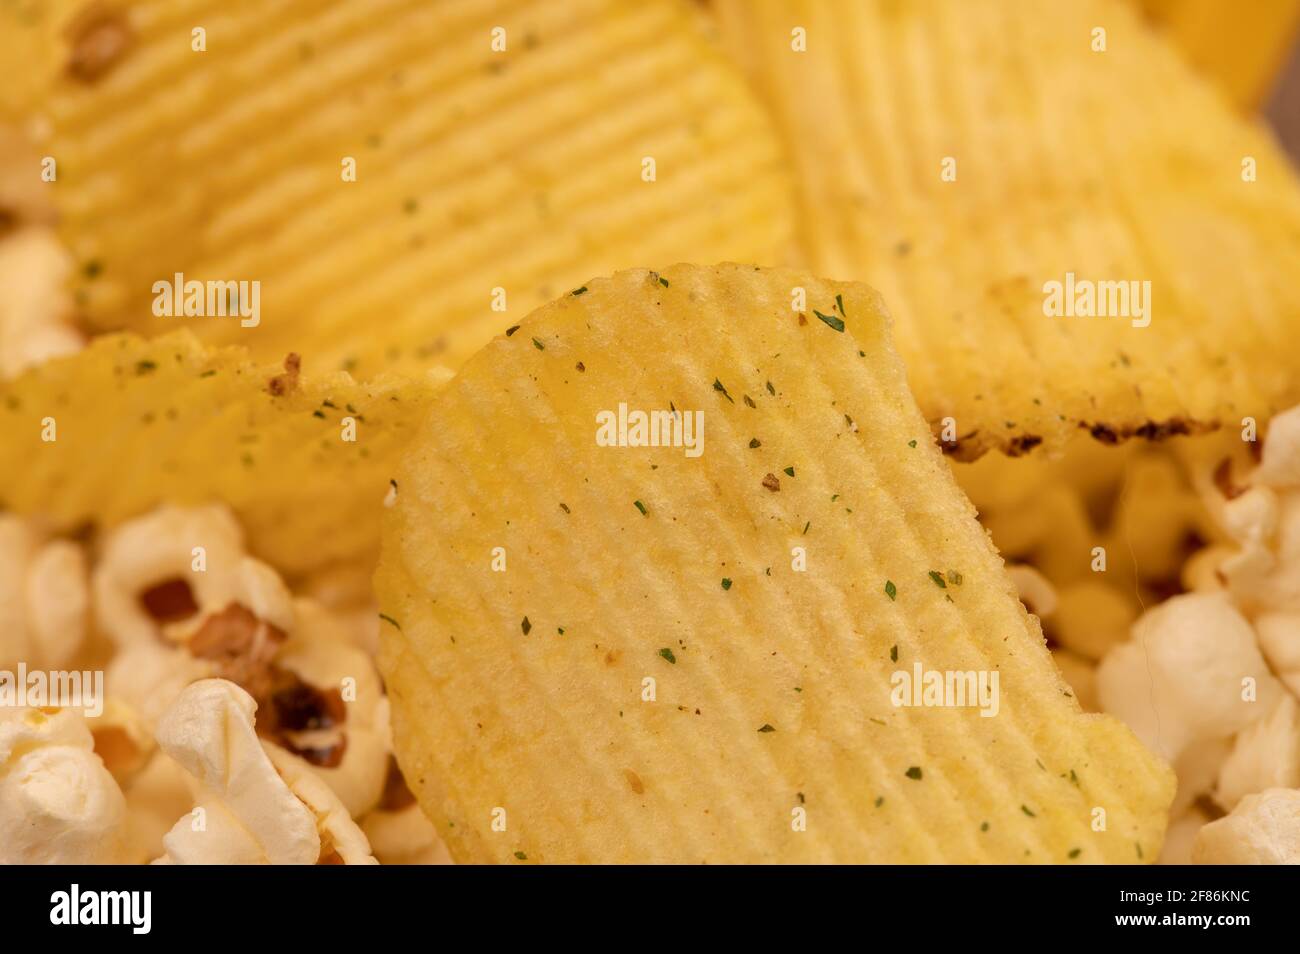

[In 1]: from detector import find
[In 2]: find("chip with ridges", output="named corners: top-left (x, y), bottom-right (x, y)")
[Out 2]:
top-left (0, 331), bottom-right (445, 578)
top-left (377, 263), bottom-right (1173, 863)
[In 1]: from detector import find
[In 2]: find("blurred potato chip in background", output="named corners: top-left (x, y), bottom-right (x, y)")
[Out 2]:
top-left (1135, 0), bottom-right (1300, 109)
top-left (713, 0), bottom-right (1300, 459)
top-left (12, 0), bottom-right (792, 375)
top-left (0, 331), bottom-right (445, 577)
top-left (378, 264), bottom-right (1173, 864)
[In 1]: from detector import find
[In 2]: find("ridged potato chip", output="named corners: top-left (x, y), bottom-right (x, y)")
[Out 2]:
top-left (0, 331), bottom-right (444, 577)
top-left (23, 0), bottom-right (792, 376)
top-left (377, 263), bottom-right (1173, 863)
top-left (713, 0), bottom-right (1300, 459)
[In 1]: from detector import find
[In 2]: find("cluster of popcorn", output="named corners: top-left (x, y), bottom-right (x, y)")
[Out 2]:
top-left (0, 503), bottom-right (450, 865)
top-left (1027, 407), bottom-right (1300, 864)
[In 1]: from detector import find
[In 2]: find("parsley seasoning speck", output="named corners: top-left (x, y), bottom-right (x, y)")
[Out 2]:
top-left (908, 439), bottom-right (917, 448)
top-left (633, 499), bottom-right (648, 516)
top-left (658, 276), bottom-right (670, 288)
top-left (947, 570), bottom-right (963, 586)
top-left (890, 644), bottom-right (898, 662)
top-left (658, 647), bottom-right (676, 664)
top-left (928, 570), bottom-right (947, 588)
top-left (835, 293), bottom-right (846, 316)
top-left (980, 821), bottom-right (989, 832)
top-left (743, 394), bottom-right (756, 408)
top-left (1021, 804), bottom-right (1036, 817)
top-left (813, 309), bottom-right (845, 332)
top-left (1068, 848), bottom-right (1081, 859)
top-left (83, 260), bottom-right (103, 280)
top-left (531, 337), bottom-right (545, 350)
top-left (521, 616), bottom-right (532, 635)
top-left (712, 377), bottom-right (734, 403)
top-left (757, 724), bottom-right (776, 733)
top-left (505, 325), bottom-right (520, 336)
top-left (721, 578), bottom-right (732, 590)
top-left (378, 613), bottom-right (402, 631)
top-left (783, 466), bottom-right (795, 477)
top-left (514, 851), bottom-right (527, 860)
top-left (135, 360), bottom-right (157, 375)
top-left (905, 766), bottom-right (922, 780)
top-left (749, 438), bottom-right (761, 448)
top-left (875, 796), bottom-right (884, 807)
top-left (571, 286), bottom-right (587, 296)
top-left (765, 380), bottom-right (775, 396)
top-left (884, 580), bottom-right (897, 601)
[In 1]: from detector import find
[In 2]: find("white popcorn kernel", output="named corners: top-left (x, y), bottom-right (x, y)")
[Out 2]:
top-left (1215, 695), bottom-right (1300, 812)
top-left (274, 628), bottom-right (389, 818)
top-left (264, 743), bottom-right (377, 865)
top-left (94, 504), bottom-right (247, 649)
top-left (154, 679), bottom-right (321, 864)
top-left (0, 515), bottom-right (89, 671)
top-left (1171, 736), bottom-right (1231, 817)
top-left (1007, 563), bottom-right (1057, 619)
top-left (1158, 805), bottom-right (1212, 866)
top-left (0, 227), bottom-right (81, 379)
top-left (1096, 592), bottom-right (1283, 761)
top-left (0, 707), bottom-right (127, 863)
top-left (1253, 405), bottom-right (1300, 488)
top-left (1193, 788), bottom-right (1300, 864)
top-left (1255, 609), bottom-right (1300, 697)
top-left (154, 678), bottom-right (375, 864)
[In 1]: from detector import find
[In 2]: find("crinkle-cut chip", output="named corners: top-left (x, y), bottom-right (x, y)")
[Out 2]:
top-left (1133, 0), bottom-right (1300, 109)
top-left (713, 0), bottom-right (1300, 459)
top-left (377, 263), bottom-right (1173, 864)
top-left (0, 331), bottom-right (444, 578)
top-left (26, 0), bottom-right (792, 377)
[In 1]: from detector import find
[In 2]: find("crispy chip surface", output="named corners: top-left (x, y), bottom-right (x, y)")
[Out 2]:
top-left (377, 263), bottom-right (1173, 863)
top-left (25, 0), bottom-right (792, 376)
top-left (0, 331), bottom-right (444, 577)
top-left (713, 0), bottom-right (1300, 458)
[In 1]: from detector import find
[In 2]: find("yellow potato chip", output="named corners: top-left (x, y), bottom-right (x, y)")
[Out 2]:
top-left (377, 263), bottom-right (1173, 863)
top-left (713, 0), bottom-right (1300, 459)
top-left (0, 331), bottom-right (444, 577)
top-left (24, 0), bottom-right (792, 376)
top-left (1134, 0), bottom-right (1300, 109)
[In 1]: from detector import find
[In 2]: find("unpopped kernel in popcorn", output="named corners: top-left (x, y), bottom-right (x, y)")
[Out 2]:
top-left (0, 706), bottom-right (127, 863)
top-left (1192, 788), bottom-right (1300, 864)
top-left (1096, 591), bottom-right (1283, 762)
top-left (153, 679), bottom-right (326, 864)
top-left (0, 514), bottom-right (89, 671)
top-left (1215, 695), bottom-right (1300, 812)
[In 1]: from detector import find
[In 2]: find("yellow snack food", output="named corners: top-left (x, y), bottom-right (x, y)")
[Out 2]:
top-left (713, 0), bottom-right (1300, 459)
top-left (0, 331), bottom-right (445, 577)
top-left (22, 0), bottom-right (792, 376)
top-left (377, 263), bottom-right (1174, 863)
